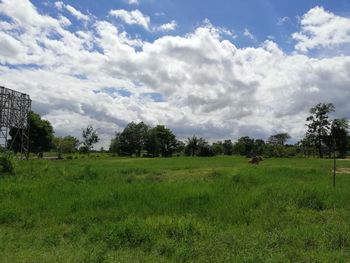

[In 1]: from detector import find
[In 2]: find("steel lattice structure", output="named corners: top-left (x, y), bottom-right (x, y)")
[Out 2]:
top-left (0, 86), bottom-right (31, 159)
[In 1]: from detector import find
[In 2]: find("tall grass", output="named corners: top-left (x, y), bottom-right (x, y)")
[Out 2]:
top-left (0, 156), bottom-right (350, 262)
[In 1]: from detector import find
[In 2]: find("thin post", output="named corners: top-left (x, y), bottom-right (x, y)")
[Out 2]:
top-left (333, 139), bottom-right (336, 188)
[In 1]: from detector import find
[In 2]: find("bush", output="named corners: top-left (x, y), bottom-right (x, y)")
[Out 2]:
top-left (0, 152), bottom-right (16, 174)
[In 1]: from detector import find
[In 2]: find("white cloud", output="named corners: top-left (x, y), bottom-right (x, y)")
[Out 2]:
top-left (54, 1), bottom-right (64, 10)
top-left (126, 0), bottom-right (139, 5)
top-left (243, 28), bottom-right (255, 40)
top-left (55, 1), bottom-right (89, 21)
top-left (109, 9), bottom-right (178, 33)
top-left (0, 1), bottom-right (350, 148)
top-left (109, 9), bottom-right (150, 30)
top-left (65, 4), bottom-right (89, 21)
top-left (202, 19), bottom-right (236, 39)
top-left (293, 6), bottom-right (350, 52)
top-left (157, 20), bottom-right (177, 32)
top-left (155, 12), bottom-right (165, 17)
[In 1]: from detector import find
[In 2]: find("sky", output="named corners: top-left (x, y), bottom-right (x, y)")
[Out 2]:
top-left (1, 0), bottom-right (350, 148)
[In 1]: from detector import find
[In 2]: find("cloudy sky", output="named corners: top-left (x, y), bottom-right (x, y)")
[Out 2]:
top-left (1, 0), bottom-right (350, 148)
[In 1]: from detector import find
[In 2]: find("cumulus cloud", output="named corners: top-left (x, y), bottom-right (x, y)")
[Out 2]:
top-left (110, 9), bottom-right (177, 32)
top-left (0, 1), bottom-right (350, 148)
top-left (293, 6), bottom-right (350, 52)
top-left (109, 9), bottom-right (150, 30)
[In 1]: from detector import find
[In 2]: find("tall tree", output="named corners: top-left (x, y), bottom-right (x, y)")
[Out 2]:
top-left (145, 125), bottom-right (177, 157)
top-left (185, 136), bottom-right (199, 156)
top-left (233, 136), bottom-right (255, 156)
top-left (118, 122), bottom-right (149, 157)
top-left (197, 138), bottom-right (214, 157)
top-left (253, 139), bottom-right (266, 156)
top-left (306, 103), bottom-right (335, 158)
top-left (212, 141), bottom-right (224, 155)
top-left (331, 118), bottom-right (349, 158)
top-left (222, 140), bottom-right (234, 155)
top-left (80, 125), bottom-right (99, 155)
top-left (9, 111), bottom-right (54, 154)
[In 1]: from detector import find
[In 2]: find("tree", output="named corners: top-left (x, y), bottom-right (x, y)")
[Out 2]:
top-left (185, 136), bottom-right (200, 156)
top-left (197, 138), bottom-right (215, 156)
top-left (331, 119), bottom-right (349, 158)
top-left (80, 125), bottom-right (99, 155)
top-left (223, 140), bottom-right (233, 155)
top-left (53, 136), bottom-right (79, 158)
top-left (175, 140), bottom-right (185, 155)
top-left (212, 141), bottom-right (224, 155)
top-left (306, 103), bottom-right (335, 158)
top-left (268, 133), bottom-right (291, 145)
top-left (144, 125), bottom-right (177, 157)
top-left (253, 139), bottom-right (265, 156)
top-left (117, 122), bottom-right (149, 156)
top-left (9, 111), bottom-right (54, 155)
top-left (233, 136), bottom-right (255, 156)
top-left (109, 132), bottom-right (122, 155)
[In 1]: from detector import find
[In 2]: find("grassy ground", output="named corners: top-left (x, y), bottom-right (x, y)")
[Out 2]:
top-left (1, 156), bottom-right (350, 262)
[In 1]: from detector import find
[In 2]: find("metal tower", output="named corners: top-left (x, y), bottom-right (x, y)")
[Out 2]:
top-left (0, 86), bottom-right (31, 159)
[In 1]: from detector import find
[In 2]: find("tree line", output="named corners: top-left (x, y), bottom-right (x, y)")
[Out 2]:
top-left (9, 112), bottom-right (100, 157)
top-left (7, 103), bottom-right (350, 158)
top-left (110, 103), bottom-right (349, 158)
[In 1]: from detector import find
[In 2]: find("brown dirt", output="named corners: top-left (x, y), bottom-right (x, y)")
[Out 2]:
top-left (336, 168), bottom-right (350, 174)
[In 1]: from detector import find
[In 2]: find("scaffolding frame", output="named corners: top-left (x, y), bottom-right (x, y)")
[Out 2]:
top-left (0, 86), bottom-right (31, 159)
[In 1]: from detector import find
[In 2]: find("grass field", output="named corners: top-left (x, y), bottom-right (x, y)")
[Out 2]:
top-left (1, 156), bottom-right (350, 262)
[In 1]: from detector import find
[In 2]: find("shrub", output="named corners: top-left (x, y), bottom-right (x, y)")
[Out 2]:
top-left (0, 152), bottom-right (16, 174)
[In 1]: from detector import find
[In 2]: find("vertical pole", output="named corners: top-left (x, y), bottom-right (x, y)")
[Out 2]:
top-left (25, 99), bottom-right (31, 160)
top-left (333, 139), bottom-right (336, 188)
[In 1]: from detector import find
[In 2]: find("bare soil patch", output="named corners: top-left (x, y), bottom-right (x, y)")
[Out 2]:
top-left (336, 168), bottom-right (350, 174)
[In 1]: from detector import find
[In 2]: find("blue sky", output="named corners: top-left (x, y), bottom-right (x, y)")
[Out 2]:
top-left (1, 0), bottom-right (350, 147)
top-left (32, 0), bottom-right (350, 50)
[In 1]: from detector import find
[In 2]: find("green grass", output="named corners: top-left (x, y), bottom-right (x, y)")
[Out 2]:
top-left (1, 156), bottom-right (350, 262)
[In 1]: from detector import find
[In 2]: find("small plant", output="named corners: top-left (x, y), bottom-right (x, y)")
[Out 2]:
top-left (0, 152), bottom-right (16, 174)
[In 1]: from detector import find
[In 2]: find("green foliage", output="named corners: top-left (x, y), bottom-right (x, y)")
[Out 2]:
top-left (53, 136), bottom-right (79, 158)
top-left (9, 111), bottom-right (54, 154)
top-left (80, 125), bottom-right (99, 154)
top-left (2, 156), bottom-right (350, 262)
top-left (223, 139), bottom-right (234, 155)
top-left (233, 136), bottom-right (266, 157)
top-left (145, 125), bottom-right (177, 157)
top-left (0, 152), bottom-right (16, 174)
top-left (185, 136), bottom-right (214, 157)
top-left (111, 122), bottom-right (149, 156)
top-left (184, 136), bottom-right (199, 156)
top-left (306, 103), bottom-right (335, 158)
top-left (331, 119), bottom-right (349, 158)
top-left (211, 141), bottom-right (224, 155)
top-left (111, 123), bottom-right (179, 158)
top-left (268, 133), bottom-right (291, 145)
